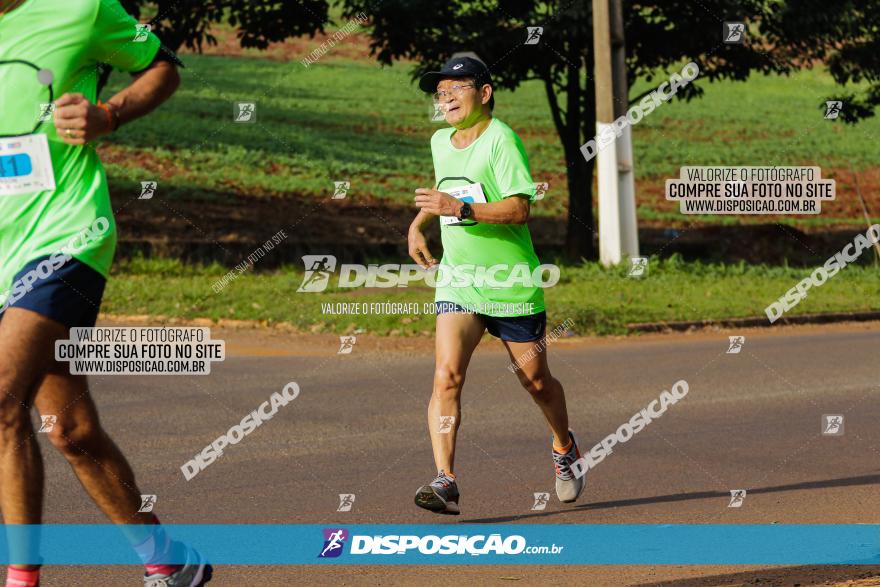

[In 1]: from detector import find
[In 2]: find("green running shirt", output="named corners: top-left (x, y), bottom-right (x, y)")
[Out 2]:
top-left (430, 117), bottom-right (544, 317)
top-left (0, 0), bottom-right (160, 306)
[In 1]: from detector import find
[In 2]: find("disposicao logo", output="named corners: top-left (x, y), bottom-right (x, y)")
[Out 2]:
top-left (317, 531), bottom-right (563, 557)
top-left (319, 528), bottom-right (348, 558)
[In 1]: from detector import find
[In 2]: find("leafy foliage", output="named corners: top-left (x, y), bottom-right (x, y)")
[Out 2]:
top-left (763, 0), bottom-right (880, 123)
top-left (117, 0), bottom-right (328, 52)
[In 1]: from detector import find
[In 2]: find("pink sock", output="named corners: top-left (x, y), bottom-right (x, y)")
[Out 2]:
top-left (133, 515), bottom-right (183, 577)
top-left (6, 567), bottom-right (40, 587)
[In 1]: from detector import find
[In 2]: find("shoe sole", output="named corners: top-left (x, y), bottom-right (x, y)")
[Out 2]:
top-left (414, 486), bottom-right (460, 515)
top-left (189, 561), bottom-right (212, 586)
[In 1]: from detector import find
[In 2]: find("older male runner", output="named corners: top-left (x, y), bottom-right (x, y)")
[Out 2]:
top-left (0, 0), bottom-right (209, 584)
top-left (408, 56), bottom-right (584, 515)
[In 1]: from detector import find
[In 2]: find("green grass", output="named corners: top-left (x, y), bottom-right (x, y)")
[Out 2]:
top-left (102, 53), bottom-right (880, 222)
top-left (629, 67), bottom-right (880, 176)
top-left (104, 256), bottom-right (880, 336)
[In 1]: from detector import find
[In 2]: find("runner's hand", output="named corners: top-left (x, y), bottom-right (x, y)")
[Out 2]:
top-left (414, 188), bottom-right (462, 217)
top-left (54, 93), bottom-right (113, 145)
top-left (408, 228), bottom-right (438, 269)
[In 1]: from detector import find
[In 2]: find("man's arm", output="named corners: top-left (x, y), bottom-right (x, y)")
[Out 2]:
top-left (414, 188), bottom-right (530, 224)
top-left (54, 59), bottom-right (180, 146)
top-left (408, 209), bottom-right (439, 269)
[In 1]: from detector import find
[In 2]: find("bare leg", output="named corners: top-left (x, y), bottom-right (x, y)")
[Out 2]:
top-left (428, 312), bottom-right (485, 474)
top-left (504, 337), bottom-right (570, 447)
top-left (0, 309), bottom-right (62, 568)
top-left (33, 366), bottom-right (153, 544)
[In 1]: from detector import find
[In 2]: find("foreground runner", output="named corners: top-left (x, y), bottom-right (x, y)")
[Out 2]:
top-left (0, 0), bottom-right (208, 584)
top-left (408, 56), bottom-right (584, 515)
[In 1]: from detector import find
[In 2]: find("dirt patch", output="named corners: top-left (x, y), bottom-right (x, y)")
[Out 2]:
top-left (834, 579), bottom-right (880, 587)
top-left (112, 189), bottom-right (421, 257)
top-left (100, 142), bottom-right (880, 227)
top-left (110, 185), bottom-right (879, 267)
top-left (638, 166), bottom-right (880, 224)
top-left (177, 24), bottom-right (378, 64)
top-left (100, 144), bottom-right (188, 178)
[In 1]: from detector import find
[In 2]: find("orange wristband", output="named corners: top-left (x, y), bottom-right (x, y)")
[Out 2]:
top-left (96, 100), bottom-right (119, 132)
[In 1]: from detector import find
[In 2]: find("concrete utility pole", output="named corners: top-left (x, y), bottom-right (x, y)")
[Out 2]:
top-left (593, 0), bottom-right (639, 266)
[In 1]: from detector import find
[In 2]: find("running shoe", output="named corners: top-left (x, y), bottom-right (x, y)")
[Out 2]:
top-left (143, 543), bottom-right (211, 587)
top-left (553, 430), bottom-right (585, 503)
top-left (414, 470), bottom-right (460, 515)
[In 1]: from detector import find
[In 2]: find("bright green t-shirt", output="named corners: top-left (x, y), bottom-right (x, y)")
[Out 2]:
top-left (0, 0), bottom-right (160, 306)
top-left (430, 117), bottom-right (544, 318)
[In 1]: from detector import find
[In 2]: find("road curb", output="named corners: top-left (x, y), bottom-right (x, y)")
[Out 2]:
top-left (627, 310), bottom-right (880, 333)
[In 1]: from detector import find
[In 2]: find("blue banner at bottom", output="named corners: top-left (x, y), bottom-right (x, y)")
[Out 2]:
top-left (1, 525), bottom-right (878, 565)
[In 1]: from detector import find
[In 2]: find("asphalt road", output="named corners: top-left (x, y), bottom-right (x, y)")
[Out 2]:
top-left (32, 321), bottom-right (880, 585)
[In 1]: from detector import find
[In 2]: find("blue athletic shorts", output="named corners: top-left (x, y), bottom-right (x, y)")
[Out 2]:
top-left (435, 301), bottom-right (546, 343)
top-left (0, 255), bottom-right (106, 329)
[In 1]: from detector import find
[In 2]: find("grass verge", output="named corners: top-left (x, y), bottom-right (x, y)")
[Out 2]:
top-left (104, 256), bottom-right (880, 336)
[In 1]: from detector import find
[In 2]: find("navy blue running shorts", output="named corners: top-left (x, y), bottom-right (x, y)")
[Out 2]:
top-left (435, 301), bottom-right (546, 343)
top-left (0, 255), bottom-right (106, 329)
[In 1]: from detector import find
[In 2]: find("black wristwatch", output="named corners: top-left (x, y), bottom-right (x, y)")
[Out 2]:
top-left (458, 202), bottom-right (473, 221)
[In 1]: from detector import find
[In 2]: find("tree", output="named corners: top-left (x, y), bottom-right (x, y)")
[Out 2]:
top-left (101, 1), bottom-right (329, 92)
top-left (109, 1), bottom-right (879, 259)
top-left (338, 0), bottom-right (811, 260)
top-left (117, 0), bottom-right (329, 52)
top-left (763, 0), bottom-right (879, 123)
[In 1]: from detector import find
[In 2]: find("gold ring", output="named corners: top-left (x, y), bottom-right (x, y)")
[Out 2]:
top-left (65, 129), bottom-right (73, 137)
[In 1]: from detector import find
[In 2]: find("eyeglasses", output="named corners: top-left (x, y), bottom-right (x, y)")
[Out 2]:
top-left (433, 84), bottom-right (476, 101)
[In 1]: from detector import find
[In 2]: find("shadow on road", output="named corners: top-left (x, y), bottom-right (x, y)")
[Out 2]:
top-left (463, 473), bottom-right (880, 523)
top-left (631, 564), bottom-right (880, 586)
top-left (109, 181), bottom-right (876, 269)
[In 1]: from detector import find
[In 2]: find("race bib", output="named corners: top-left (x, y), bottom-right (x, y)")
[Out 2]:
top-left (0, 133), bottom-right (55, 196)
top-left (440, 182), bottom-right (487, 226)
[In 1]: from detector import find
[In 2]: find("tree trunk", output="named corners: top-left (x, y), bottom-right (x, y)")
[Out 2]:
top-left (562, 56), bottom-right (597, 261)
top-left (563, 137), bottom-right (595, 261)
